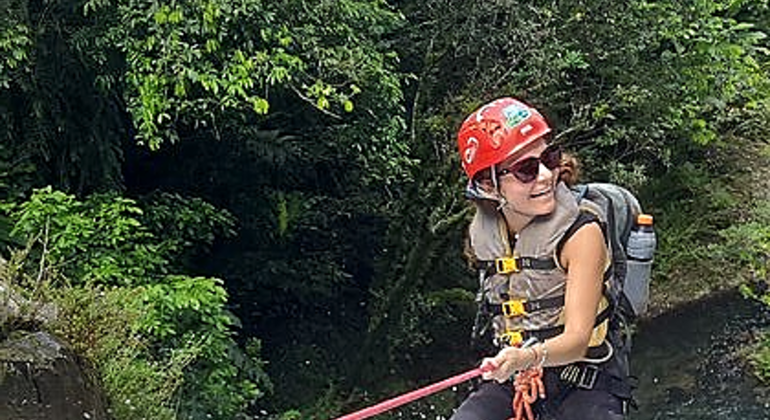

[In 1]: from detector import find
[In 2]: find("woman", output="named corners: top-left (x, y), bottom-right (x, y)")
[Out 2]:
top-left (451, 98), bottom-right (632, 420)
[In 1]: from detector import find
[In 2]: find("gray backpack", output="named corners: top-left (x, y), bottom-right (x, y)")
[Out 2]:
top-left (573, 183), bottom-right (654, 321)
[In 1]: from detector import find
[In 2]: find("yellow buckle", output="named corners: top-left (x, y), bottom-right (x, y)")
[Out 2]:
top-left (502, 299), bottom-right (527, 317)
top-left (495, 257), bottom-right (520, 274)
top-left (500, 330), bottom-right (524, 347)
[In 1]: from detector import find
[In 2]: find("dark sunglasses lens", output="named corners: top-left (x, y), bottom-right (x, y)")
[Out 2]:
top-left (513, 158), bottom-right (540, 183)
top-left (542, 146), bottom-right (562, 170)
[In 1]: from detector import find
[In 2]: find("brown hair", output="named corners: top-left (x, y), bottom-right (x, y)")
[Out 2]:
top-left (558, 152), bottom-right (580, 186)
top-left (462, 229), bottom-right (478, 270)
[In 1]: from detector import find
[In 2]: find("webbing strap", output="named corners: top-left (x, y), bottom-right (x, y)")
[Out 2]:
top-left (556, 210), bottom-right (603, 257)
top-left (484, 295), bottom-right (566, 316)
top-left (477, 257), bottom-right (557, 275)
top-left (498, 305), bottom-right (613, 346)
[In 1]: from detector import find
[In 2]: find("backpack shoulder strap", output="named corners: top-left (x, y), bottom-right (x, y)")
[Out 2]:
top-left (571, 183), bottom-right (627, 306)
top-left (555, 209), bottom-right (603, 258)
top-left (582, 183), bottom-right (641, 244)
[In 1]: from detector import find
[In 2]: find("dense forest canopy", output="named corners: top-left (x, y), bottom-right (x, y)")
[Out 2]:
top-left (2, 0), bottom-right (770, 419)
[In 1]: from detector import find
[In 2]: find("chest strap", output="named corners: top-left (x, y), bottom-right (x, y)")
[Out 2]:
top-left (484, 295), bottom-right (566, 317)
top-left (477, 210), bottom-right (600, 277)
top-left (497, 305), bottom-right (612, 348)
top-left (477, 256), bottom-right (557, 276)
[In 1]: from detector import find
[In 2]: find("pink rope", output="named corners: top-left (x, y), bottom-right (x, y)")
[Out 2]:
top-left (332, 367), bottom-right (484, 420)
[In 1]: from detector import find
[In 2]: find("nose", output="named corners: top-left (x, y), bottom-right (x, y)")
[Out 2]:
top-left (536, 161), bottom-right (554, 182)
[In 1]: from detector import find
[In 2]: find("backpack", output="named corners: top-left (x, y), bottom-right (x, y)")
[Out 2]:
top-left (572, 182), bottom-right (655, 322)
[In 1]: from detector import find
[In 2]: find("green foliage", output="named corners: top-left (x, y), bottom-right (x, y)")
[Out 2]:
top-left (0, 22), bottom-right (32, 89)
top-left (0, 247), bottom-right (56, 338)
top-left (0, 0), bottom-right (126, 197)
top-left (138, 191), bottom-right (237, 268)
top-left (749, 332), bottom-right (770, 383)
top-left (142, 275), bottom-right (268, 418)
top-left (54, 285), bottom-right (183, 420)
top-left (3, 0), bottom-right (770, 417)
top-left (1, 245), bottom-right (182, 420)
top-left (7, 188), bottom-right (238, 287)
top-left (732, 200), bottom-right (770, 386)
top-left (0, 136), bottom-right (36, 205)
top-left (83, 0), bottom-right (407, 156)
top-left (644, 160), bottom-right (733, 282)
top-left (3, 187), bottom-right (269, 420)
top-left (717, 214), bottom-right (770, 282)
top-left (8, 187), bottom-right (165, 285)
top-left (1, 0), bottom-right (412, 201)
top-left (142, 276), bottom-right (230, 340)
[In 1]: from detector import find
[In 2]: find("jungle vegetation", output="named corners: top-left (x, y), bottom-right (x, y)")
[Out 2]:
top-left (1, 0), bottom-right (770, 419)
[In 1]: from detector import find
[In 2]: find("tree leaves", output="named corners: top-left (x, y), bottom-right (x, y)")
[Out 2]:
top-left (5, 186), bottom-right (265, 419)
top-left (77, 0), bottom-right (406, 154)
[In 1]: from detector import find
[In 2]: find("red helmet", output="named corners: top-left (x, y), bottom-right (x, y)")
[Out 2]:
top-left (457, 97), bottom-right (551, 179)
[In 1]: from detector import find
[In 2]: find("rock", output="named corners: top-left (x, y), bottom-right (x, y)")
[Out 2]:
top-left (0, 331), bottom-right (110, 420)
top-left (0, 280), bottom-right (58, 327)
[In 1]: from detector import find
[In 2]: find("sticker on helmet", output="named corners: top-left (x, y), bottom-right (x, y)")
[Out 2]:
top-left (491, 128), bottom-right (504, 149)
top-left (502, 104), bottom-right (531, 128)
top-left (464, 137), bottom-right (478, 164)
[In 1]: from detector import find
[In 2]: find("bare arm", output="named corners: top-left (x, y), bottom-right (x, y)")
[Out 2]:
top-left (540, 221), bottom-right (606, 365)
top-left (482, 222), bottom-right (607, 381)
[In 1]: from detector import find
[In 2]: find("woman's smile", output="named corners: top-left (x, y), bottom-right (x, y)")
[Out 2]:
top-left (530, 185), bottom-right (553, 199)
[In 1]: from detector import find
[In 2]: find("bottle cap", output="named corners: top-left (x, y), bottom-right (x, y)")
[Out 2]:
top-left (637, 214), bottom-right (653, 226)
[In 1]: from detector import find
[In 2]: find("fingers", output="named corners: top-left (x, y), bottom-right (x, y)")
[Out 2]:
top-left (481, 348), bottom-right (520, 383)
top-left (480, 357), bottom-right (498, 372)
top-left (480, 357), bottom-right (499, 381)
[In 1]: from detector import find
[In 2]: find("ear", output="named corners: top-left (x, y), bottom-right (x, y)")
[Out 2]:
top-left (467, 179), bottom-right (504, 204)
top-left (476, 178), bottom-right (496, 193)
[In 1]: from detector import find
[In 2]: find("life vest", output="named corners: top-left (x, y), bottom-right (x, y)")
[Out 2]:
top-left (469, 182), bottom-right (613, 353)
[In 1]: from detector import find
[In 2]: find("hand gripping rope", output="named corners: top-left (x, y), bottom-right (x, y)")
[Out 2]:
top-left (330, 341), bottom-right (550, 420)
top-left (331, 365), bottom-right (492, 420)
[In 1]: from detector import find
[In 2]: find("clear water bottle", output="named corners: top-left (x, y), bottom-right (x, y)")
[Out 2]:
top-left (624, 214), bottom-right (656, 316)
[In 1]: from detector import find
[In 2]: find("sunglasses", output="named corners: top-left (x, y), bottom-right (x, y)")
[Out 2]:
top-left (495, 145), bottom-right (562, 184)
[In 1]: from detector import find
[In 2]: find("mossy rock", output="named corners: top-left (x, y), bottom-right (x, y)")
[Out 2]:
top-left (0, 331), bottom-right (110, 420)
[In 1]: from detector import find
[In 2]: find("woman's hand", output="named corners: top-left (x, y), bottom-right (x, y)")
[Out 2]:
top-left (481, 346), bottom-right (536, 383)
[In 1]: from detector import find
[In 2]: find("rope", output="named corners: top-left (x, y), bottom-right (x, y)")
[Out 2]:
top-left (332, 367), bottom-right (489, 420)
top-left (511, 367), bottom-right (546, 420)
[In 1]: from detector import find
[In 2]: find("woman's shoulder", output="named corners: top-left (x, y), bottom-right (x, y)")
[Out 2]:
top-left (559, 220), bottom-right (607, 269)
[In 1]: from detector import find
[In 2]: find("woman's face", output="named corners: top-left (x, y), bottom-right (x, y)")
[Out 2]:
top-left (491, 138), bottom-right (559, 217)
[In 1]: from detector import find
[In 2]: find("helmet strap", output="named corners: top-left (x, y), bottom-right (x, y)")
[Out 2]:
top-left (490, 164), bottom-right (509, 210)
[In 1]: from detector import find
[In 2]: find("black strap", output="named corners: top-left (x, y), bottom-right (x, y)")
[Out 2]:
top-left (478, 210), bottom-right (601, 278)
top-left (484, 295), bottom-right (565, 316)
top-left (538, 363), bottom-right (635, 419)
top-left (518, 257), bottom-right (557, 270)
top-left (476, 257), bottom-right (557, 276)
top-left (555, 209), bottom-right (603, 257)
top-left (551, 362), bottom-right (634, 394)
top-left (501, 305), bottom-right (613, 345)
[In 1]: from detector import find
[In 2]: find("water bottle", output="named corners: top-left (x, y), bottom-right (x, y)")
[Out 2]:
top-left (624, 214), bottom-right (656, 316)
